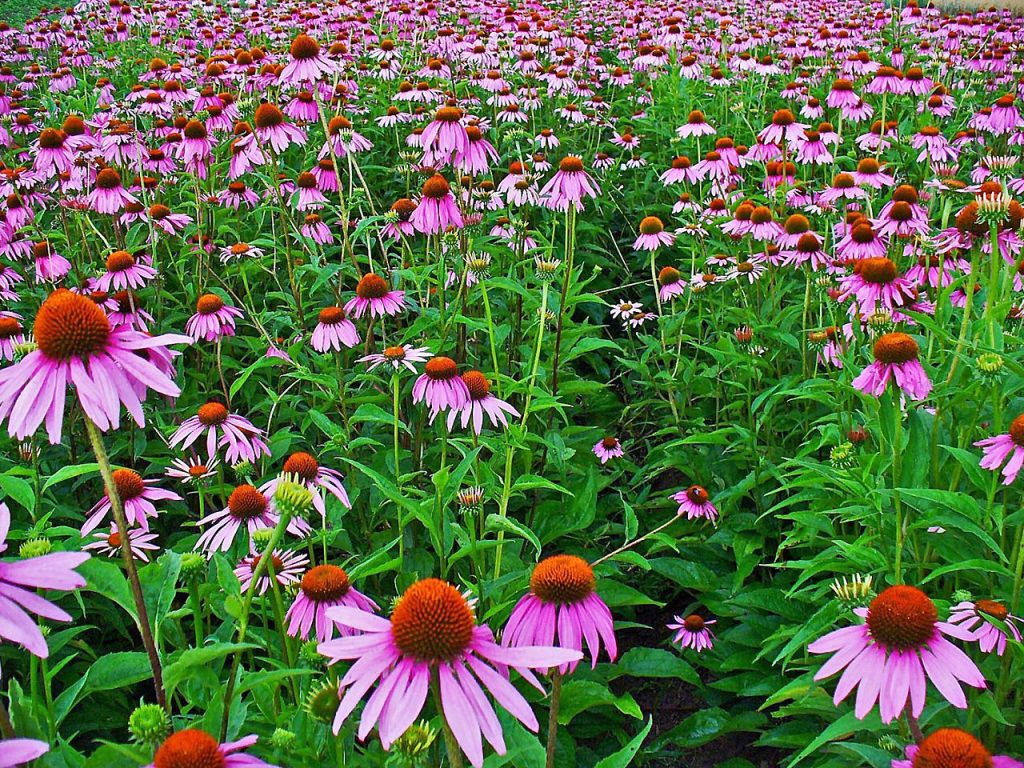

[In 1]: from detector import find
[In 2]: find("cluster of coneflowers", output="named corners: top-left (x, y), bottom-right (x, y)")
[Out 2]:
top-left (0, 0), bottom-right (1023, 764)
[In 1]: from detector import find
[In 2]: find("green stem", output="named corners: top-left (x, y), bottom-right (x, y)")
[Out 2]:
top-left (480, 278), bottom-right (503, 399)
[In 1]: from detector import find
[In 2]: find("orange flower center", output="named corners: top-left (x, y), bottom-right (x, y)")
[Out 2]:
top-left (750, 206), bottom-right (774, 225)
top-left (253, 103), bottom-right (283, 129)
top-left (890, 202), bottom-right (913, 222)
top-left (866, 585), bottom-right (937, 649)
top-left (976, 599), bottom-right (1009, 621)
top-left (153, 729), bottom-right (225, 768)
top-left (196, 293), bottom-right (224, 315)
top-left (283, 451), bottom-right (319, 481)
top-left (639, 216), bottom-right (664, 235)
top-left (227, 485), bottom-right (266, 520)
top-left (183, 120), bottom-right (206, 140)
top-left (435, 106), bottom-right (463, 123)
top-left (95, 168), bottom-right (122, 189)
top-left (421, 174), bottom-right (451, 200)
top-left (1010, 414), bottom-right (1024, 446)
top-left (39, 128), bottom-right (65, 149)
top-left (34, 289), bottom-right (111, 361)
top-left (686, 485), bottom-right (709, 504)
top-left (559, 156), bottom-right (584, 173)
top-left (301, 564), bottom-right (351, 601)
top-left (462, 370), bottom-right (489, 399)
top-left (107, 531), bottom-right (122, 547)
top-left (425, 356), bottom-right (458, 381)
top-left (318, 306), bottom-right (346, 325)
top-left (390, 578), bottom-right (475, 661)
top-left (857, 257), bottom-right (897, 284)
top-left (797, 233), bottom-right (821, 253)
top-left (106, 250), bottom-right (136, 272)
top-left (873, 332), bottom-right (919, 365)
top-left (772, 109), bottom-right (795, 126)
top-left (857, 158), bottom-right (881, 175)
top-left (112, 468), bottom-right (145, 501)
top-left (530, 554), bottom-right (595, 604)
top-left (911, 728), bottom-right (992, 768)
top-left (683, 614), bottom-right (705, 632)
top-left (0, 316), bottom-right (22, 338)
top-left (893, 185), bottom-right (919, 204)
top-left (356, 273), bottom-right (389, 299)
top-left (601, 436), bottom-right (618, 449)
top-left (658, 266), bottom-right (681, 285)
top-left (290, 33), bottom-right (320, 60)
top-left (197, 402), bottom-right (229, 426)
top-left (784, 214), bottom-right (809, 235)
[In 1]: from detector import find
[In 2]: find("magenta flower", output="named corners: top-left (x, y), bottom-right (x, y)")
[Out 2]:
top-left (196, 485), bottom-right (276, 554)
top-left (0, 290), bottom-right (190, 443)
top-left (412, 356), bottom-right (470, 418)
top-left (668, 614), bottom-right (716, 653)
top-left (286, 564), bottom-right (376, 642)
top-left (84, 468), bottom-right (181, 534)
top-left (633, 216), bottom-right (675, 251)
top-left (838, 258), bottom-right (916, 317)
top-left (446, 370), bottom-right (519, 434)
top-left (657, 267), bottom-right (686, 301)
top-left (311, 306), bottom-right (359, 352)
top-left (83, 524), bottom-right (160, 562)
top-left (146, 730), bottom-right (278, 768)
top-left (503, 555), bottom-right (616, 673)
top-left (0, 503), bottom-right (89, 657)
top-left (185, 293), bottom-right (242, 342)
top-left (86, 168), bottom-right (137, 214)
top-left (974, 415), bottom-right (1024, 485)
top-left (539, 156), bottom-right (600, 212)
top-left (359, 344), bottom-right (432, 373)
top-left (169, 401), bottom-right (271, 464)
top-left (411, 174), bottom-right (463, 234)
top-left (0, 738), bottom-right (48, 768)
top-left (280, 34), bottom-right (336, 85)
top-left (758, 109), bottom-right (807, 146)
top-left (671, 485), bottom-right (719, 522)
top-left (319, 578), bottom-right (582, 767)
top-left (260, 451), bottom-right (352, 518)
top-left (808, 585), bottom-right (985, 723)
top-left (948, 599), bottom-right (1022, 656)
top-left (891, 728), bottom-right (1022, 768)
top-left (345, 273), bottom-right (406, 319)
top-left (593, 436), bottom-right (623, 464)
top-left (234, 548), bottom-right (308, 596)
top-left (253, 103), bottom-right (306, 154)
top-left (420, 106), bottom-right (470, 167)
top-left (852, 332), bottom-right (932, 401)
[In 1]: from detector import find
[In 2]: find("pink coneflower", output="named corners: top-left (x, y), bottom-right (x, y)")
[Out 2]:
top-left (989, 94), bottom-right (1021, 136)
top-left (759, 109), bottom-right (807, 146)
top-left (169, 401), bottom-right (271, 464)
top-left (84, 524), bottom-right (160, 562)
top-left (0, 738), bottom-right (48, 767)
top-left (286, 564), bottom-right (376, 642)
top-left (852, 332), bottom-right (932, 400)
top-left (634, 216), bottom-right (674, 251)
top-left (146, 730), bottom-right (278, 768)
top-left (657, 267), bottom-right (687, 301)
top-left (677, 110), bottom-right (715, 139)
top-left (671, 485), bottom-right (719, 522)
top-left (446, 370), bottom-right (519, 434)
top-left (0, 290), bottom-right (189, 443)
top-left (166, 456), bottom-right (218, 485)
top-left (593, 436), bottom-right (623, 464)
top-left (839, 258), bottom-right (915, 316)
top-left (457, 125), bottom-right (499, 175)
top-left (359, 344), bottom-right (432, 373)
top-left (0, 501), bottom-right (89, 657)
top-left (873, 201), bottom-right (929, 240)
top-left (294, 172), bottom-right (327, 210)
top-left (383, 198), bottom-right (417, 240)
top-left (809, 585), bottom-right (985, 722)
top-left (235, 548), bottom-right (308, 595)
top-left (660, 156), bottom-right (696, 186)
top-left (148, 203), bottom-right (192, 235)
top-left (421, 106), bottom-right (470, 167)
top-left (185, 293), bottom-right (243, 342)
top-left (866, 66), bottom-right (908, 95)
top-left (253, 103), bottom-right (306, 155)
top-left (503, 555), bottom-right (616, 672)
top-left (345, 273), bottom-right (405, 319)
top-left (195, 484), bottom-right (275, 554)
top-left (219, 243), bottom-right (265, 263)
top-left (747, 206), bottom-right (784, 242)
top-left (312, 306), bottom-right (359, 352)
top-left (539, 156), bottom-right (600, 213)
top-left (975, 414), bottom-right (1024, 485)
top-left (852, 157), bottom-right (895, 189)
top-left (84, 468), bottom-right (181, 535)
top-left (34, 128), bottom-right (73, 177)
top-left (261, 451), bottom-right (352, 518)
top-left (280, 34), bottom-right (336, 85)
top-left (95, 250), bottom-right (156, 292)
top-left (319, 578), bottom-right (582, 767)
top-left (836, 223), bottom-right (887, 262)
top-left (819, 173), bottom-right (869, 206)
top-left (86, 167), bottom-right (138, 214)
top-left (218, 181), bottom-right (260, 210)
top-left (912, 126), bottom-right (958, 164)
top-left (891, 728), bottom-right (1022, 768)
top-left (411, 174), bottom-right (463, 234)
top-left (948, 599), bottom-right (1022, 656)
top-left (31, 240), bottom-right (72, 284)
top-left (0, 315), bottom-right (25, 360)
top-left (412, 356), bottom-right (470, 418)
top-left (669, 613), bottom-right (716, 652)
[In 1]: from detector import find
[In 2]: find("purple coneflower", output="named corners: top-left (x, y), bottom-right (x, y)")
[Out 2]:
top-left (852, 332), bottom-right (932, 400)
top-left (891, 728), bottom-right (1022, 768)
top-left (196, 484), bottom-right (275, 554)
top-left (671, 485), bottom-right (719, 522)
top-left (84, 525), bottom-right (160, 562)
top-left (359, 344), bottom-right (432, 373)
top-left (169, 401), bottom-right (271, 464)
top-left (593, 436), bottom-right (623, 464)
top-left (344, 273), bottom-right (405, 319)
top-left (261, 451), bottom-right (352, 518)
top-left (87, 167), bottom-right (137, 214)
top-left (0, 738), bottom-right (48, 767)
top-left (634, 216), bottom-right (674, 251)
top-left (185, 293), bottom-right (243, 342)
top-left (280, 34), bottom-right (336, 85)
top-left (286, 564), bottom-right (376, 642)
top-left (539, 156), bottom-right (600, 213)
top-left (669, 613), bottom-right (716, 653)
top-left (446, 370), bottom-right (519, 434)
top-left (84, 468), bottom-right (181, 534)
top-left (146, 730), bottom-right (278, 768)
top-left (411, 174), bottom-right (463, 234)
top-left (235, 548), bottom-right (308, 596)
top-left (412, 356), bottom-right (470, 418)
top-left (95, 250), bottom-right (156, 292)
top-left (975, 414), bottom-right (1024, 485)
top-left (312, 306), bottom-right (359, 352)
top-left (948, 599), bottom-right (1022, 656)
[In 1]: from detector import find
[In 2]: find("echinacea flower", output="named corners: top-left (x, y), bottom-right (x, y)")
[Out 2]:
top-left (95, 250), bottom-right (156, 292)
top-left (83, 468), bottom-right (181, 534)
top-left (671, 485), bottom-right (718, 522)
top-left (0, 502), bottom-right (89, 657)
top-left (668, 613), bottom-right (716, 653)
top-left (891, 728), bottom-right (1022, 768)
top-left (411, 174), bottom-right (463, 235)
top-left (319, 578), bottom-right (582, 767)
top-left (446, 370), bottom-right (519, 434)
top-left (413, 356), bottom-right (470, 418)
top-left (280, 33), bottom-right (336, 85)
top-left (808, 585), bottom-right (985, 723)
top-left (145, 730), bottom-right (278, 768)
top-left (503, 555), bottom-right (617, 673)
top-left (593, 436), bottom-right (623, 464)
top-left (948, 599), bottom-right (1022, 656)
top-left (185, 293), bottom-right (243, 342)
top-left (539, 156), bottom-right (600, 213)
top-left (359, 344), bottom-right (432, 373)
top-left (311, 306), bottom-right (359, 352)
top-left (657, 267), bottom-right (686, 301)
top-left (83, 525), bottom-right (160, 562)
top-left (169, 401), bottom-right (270, 464)
top-left (974, 414), bottom-right (1024, 485)
top-left (195, 484), bottom-right (275, 554)
top-left (0, 290), bottom-right (190, 443)
top-left (345, 273), bottom-right (406, 319)
top-left (634, 217), bottom-right (675, 251)
top-left (87, 167), bottom-right (137, 214)
top-left (852, 332), bottom-right (932, 401)
top-left (260, 451), bottom-right (352, 518)
top-left (234, 548), bottom-right (308, 595)
top-left (286, 564), bottom-right (376, 642)
top-left (165, 456), bottom-right (218, 485)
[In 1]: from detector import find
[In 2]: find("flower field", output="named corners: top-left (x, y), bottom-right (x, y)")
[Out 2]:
top-left (0, 0), bottom-right (1024, 766)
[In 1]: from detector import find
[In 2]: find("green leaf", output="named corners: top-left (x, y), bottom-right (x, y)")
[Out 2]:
top-left (42, 463), bottom-right (100, 491)
top-left (79, 558), bottom-right (136, 622)
top-left (557, 680), bottom-right (642, 723)
top-left (593, 717), bottom-right (651, 768)
top-left (0, 473), bottom-right (35, 512)
top-left (163, 642), bottom-right (258, 699)
top-left (614, 647), bottom-right (699, 684)
top-left (485, 514), bottom-right (541, 558)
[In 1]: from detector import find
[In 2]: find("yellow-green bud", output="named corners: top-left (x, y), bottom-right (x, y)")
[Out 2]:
top-left (128, 702), bottom-right (171, 745)
top-left (19, 538), bottom-right (52, 559)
